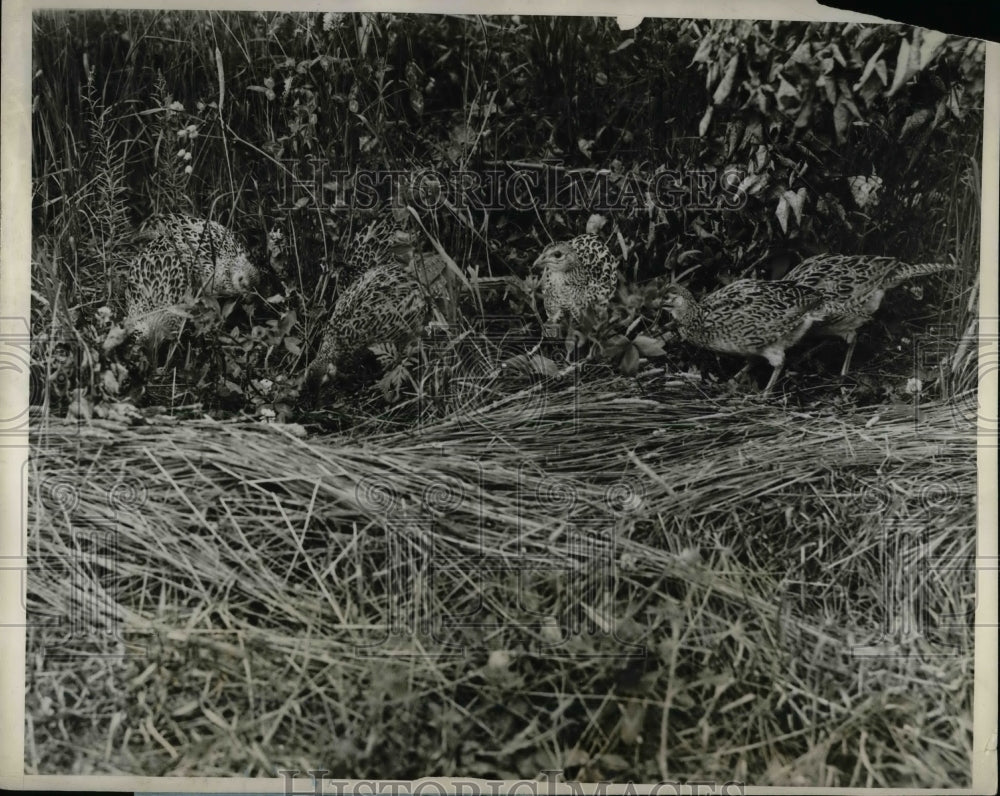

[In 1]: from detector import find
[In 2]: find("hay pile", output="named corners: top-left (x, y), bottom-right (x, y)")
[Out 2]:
top-left (26, 380), bottom-right (976, 784)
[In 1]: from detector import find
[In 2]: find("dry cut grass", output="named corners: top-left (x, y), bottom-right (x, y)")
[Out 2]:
top-left (25, 379), bottom-right (976, 784)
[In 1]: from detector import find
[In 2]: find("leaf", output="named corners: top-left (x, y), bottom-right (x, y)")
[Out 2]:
top-left (854, 43), bottom-right (886, 91)
top-left (599, 753), bottom-right (631, 772)
top-left (947, 86), bottom-right (965, 120)
top-left (775, 75), bottom-right (799, 108)
top-left (739, 173), bottom-right (768, 197)
top-left (917, 30), bottom-right (949, 70)
top-left (833, 99), bottom-right (851, 144)
top-left (101, 325), bottom-right (128, 353)
top-left (793, 100), bottom-right (813, 129)
top-left (633, 334), bottom-right (666, 357)
top-left (102, 369), bottom-right (120, 395)
top-left (618, 344), bottom-right (640, 376)
top-left (612, 38), bottom-right (635, 53)
top-left (215, 47), bottom-right (225, 112)
top-left (788, 188), bottom-right (807, 224)
top-left (753, 144), bottom-right (769, 172)
top-left (775, 194), bottom-right (790, 234)
top-left (603, 334), bottom-right (630, 359)
top-left (725, 120), bottom-right (743, 157)
top-left (712, 53), bottom-right (739, 105)
top-left (887, 38), bottom-right (913, 97)
top-left (586, 213), bottom-right (607, 234)
top-left (821, 74), bottom-right (838, 105)
top-left (277, 309), bottom-right (298, 335)
top-left (898, 108), bottom-right (932, 142)
top-left (838, 82), bottom-right (862, 120)
top-left (887, 30), bottom-right (948, 98)
top-left (698, 105), bottom-right (713, 137)
top-left (740, 118), bottom-right (764, 149)
top-left (874, 59), bottom-right (888, 86)
top-left (690, 35), bottom-right (714, 65)
top-left (789, 41), bottom-right (812, 65)
top-left (283, 336), bottom-right (302, 356)
top-left (530, 355), bottom-right (560, 376)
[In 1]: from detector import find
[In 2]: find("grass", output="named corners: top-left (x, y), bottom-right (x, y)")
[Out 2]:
top-left (23, 9), bottom-right (984, 786)
top-left (26, 380), bottom-right (976, 784)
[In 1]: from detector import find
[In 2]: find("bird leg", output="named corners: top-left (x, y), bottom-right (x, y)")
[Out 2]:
top-left (725, 362), bottom-right (753, 390)
top-left (732, 362), bottom-right (752, 382)
top-left (839, 332), bottom-right (858, 377)
top-left (762, 365), bottom-right (784, 395)
top-left (761, 353), bottom-right (786, 395)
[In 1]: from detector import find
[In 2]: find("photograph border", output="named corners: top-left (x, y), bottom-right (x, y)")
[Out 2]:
top-left (2, 1), bottom-right (997, 793)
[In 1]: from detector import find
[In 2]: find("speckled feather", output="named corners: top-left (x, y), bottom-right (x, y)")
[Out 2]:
top-left (341, 217), bottom-right (415, 285)
top-left (785, 253), bottom-right (955, 339)
top-left (664, 280), bottom-right (824, 392)
top-left (666, 280), bottom-right (824, 359)
top-left (125, 215), bottom-right (260, 344)
top-left (534, 234), bottom-right (619, 325)
top-left (309, 253), bottom-right (449, 380)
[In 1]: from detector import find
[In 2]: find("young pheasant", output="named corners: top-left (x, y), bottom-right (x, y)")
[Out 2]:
top-left (305, 245), bottom-right (449, 390)
top-left (663, 280), bottom-right (825, 394)
top-left (341, 216), bottom-right (415, 285)
top-left (784, 254), bottom-right (956, 376)
top-left (533, 234), bottom-right (619, 331)
top-left (124, 214), bottom-right (261, 352)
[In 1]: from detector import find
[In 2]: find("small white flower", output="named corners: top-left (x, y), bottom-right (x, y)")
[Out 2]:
top-left (586, 213), bottom-right (607, 234)
top-left (169, 100), bottom-right (184, 112)
top-left (905, 377), bottom-right (923, 394)
top-left (487, 650), bottom-right (512, 670)
top-left (184, 165), bottom-right (193, 175)
top-left (848, 174), bottom-right (884, 209)
top-left (184, 151), bottom-right (192, 161)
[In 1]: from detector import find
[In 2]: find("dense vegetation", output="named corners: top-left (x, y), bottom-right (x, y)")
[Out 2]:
top-left (31, 12), bottom-right (982, 418)
top-left (27, 11), bottom-right (983, 785)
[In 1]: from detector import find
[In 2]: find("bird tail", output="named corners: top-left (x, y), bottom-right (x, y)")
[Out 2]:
top-left (888, 261), bottom-right (956, 287)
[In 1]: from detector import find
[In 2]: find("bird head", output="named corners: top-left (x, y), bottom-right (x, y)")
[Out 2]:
top-left (300, 358), bottom-right (336, 404)
top-left (532, 241), bottom-right (580, 274)
top-left (661, 284), bottom-right (696, 319)
top-left (230, 252), bottom-right (262, 294)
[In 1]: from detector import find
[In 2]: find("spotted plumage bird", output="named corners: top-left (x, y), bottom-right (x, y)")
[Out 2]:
top-left (784, 254), bottom-right (956, 376)
top-left (123, 214), bottom-right (261, 352)
top-left (306, 244), bottom-right (450, 389)
top-left (663, 280), bottom-right (825, 394)
top-left (342, 216), bottom-right (415, 284)
top-left (533, 234), bottom-right (619, 330)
